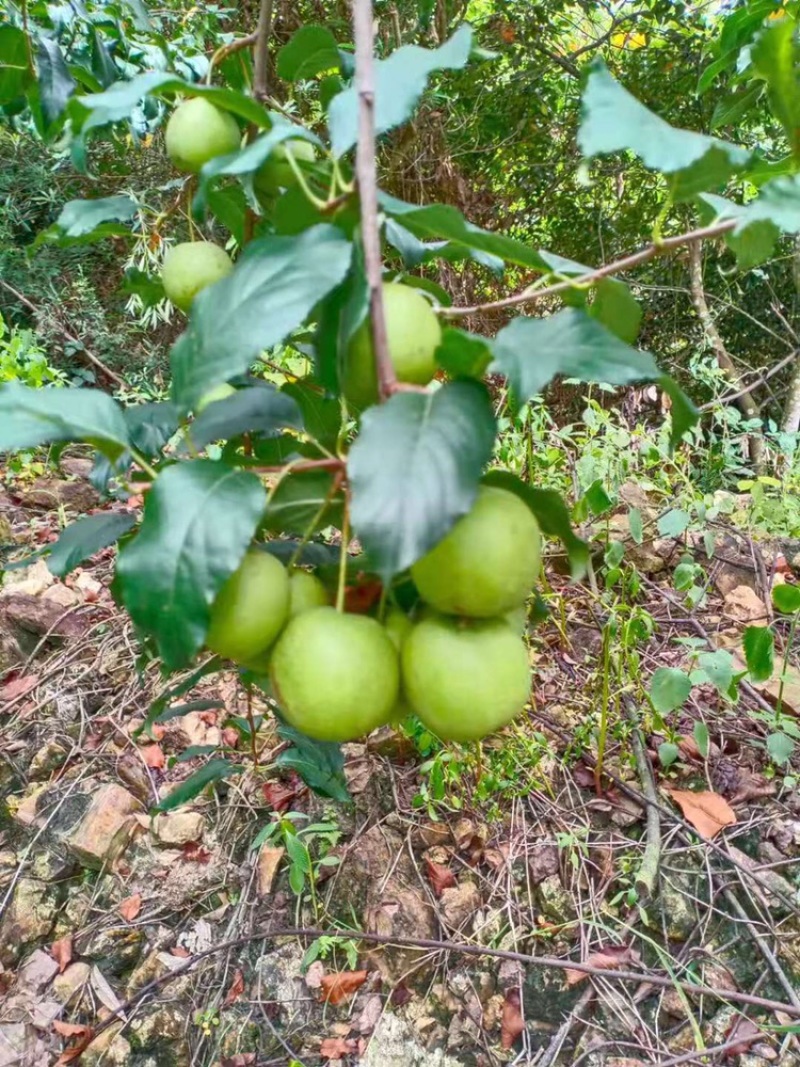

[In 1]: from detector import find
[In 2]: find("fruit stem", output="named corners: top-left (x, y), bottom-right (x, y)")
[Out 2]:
top-left (335, 503), bottom-right (351, 613)
top-left (288, 469), bottom-right (344, 570)
top-left (283, 149), bottom-right (328, 211)
top-left (352, 0), bottom-right (396, 402)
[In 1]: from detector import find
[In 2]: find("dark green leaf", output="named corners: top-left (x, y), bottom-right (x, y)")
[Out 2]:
top-left (37, 36), bottom-right (76, 129)
top-left (116, 461), bottom-right (266, 669)
top-left (743, 625), bottom-right (775, 682)
top-left (385, 218), bottom-right (447, 267)
top-left (156, 759), bottom-right (238, 811)
top-left (660, 376), bottom-right (699, 450)
top-left (710, 84), bottom-right (762, 131)
top-left (650, 667), bottom-right (692, 713)
top-left (328, 25), bottom-right (472, 156)
top-left (313, 250), bottom-right (369, 393)
top-left (263, 539), bottom-right (340, 569)
top-left (0, 383), bottom-right (129, 460)
top-left (773, 583), bottom-right (800, 614)
top-left (0, 26), bottom-right (33, 104)
top-left (579, 60), bottom-right (750, 199)
top-left (349, 379), bottom-right (496, 581)
top-left (125, 401), bottom-right (179, 457)
top-left (122, 268), bottom-right (165, 309)
top-left (188, 385), bottom-right (302, 451)
top-left (435, 328), bottom-right (493, 379)
top-left (590, 278), bottom-right (642, 344)
top-left (206, 184), bottom-right (248, 245)
top-left (281, 379), bottom-right (341, 451)
top-left (491, 308), bottom-right (660, 402)
top-left (275, 722), bottom-right (350, 803)
top-left (35, 195), bottom-right (137, 247)
top-left (171, 225), bottom-right (352, 414)
top-left (751, 17), bottom-right (800, 160)
top-left (380, 192), bottom-right (548, 271)
top-left (583, 479), bottom-right (613, 515)
top-left (47, 512), bottom-right (136, 577)
top-left (276, 24), bottom-right (340, 82)
top-left (262, 469), bottom-right (343, 535)
top-left (90, 29), bottom-right (118, 88)
top-left (481, 469), bottom-right (589, 579)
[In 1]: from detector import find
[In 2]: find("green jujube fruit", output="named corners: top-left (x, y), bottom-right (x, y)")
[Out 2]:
top-left (206, 550), bottom-right (290, 664)
top-left (255, 139), bottom-right (316, 197)
top-left (288, 570), bottom-right (329, 617)
top-left (162, 241), bottom-right (233, 313)
top-left (165, 98), bottom-right (241, 173)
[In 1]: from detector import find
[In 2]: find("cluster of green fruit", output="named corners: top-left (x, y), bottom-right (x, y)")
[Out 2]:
top-left (207, 485), bottom-right (540, 745)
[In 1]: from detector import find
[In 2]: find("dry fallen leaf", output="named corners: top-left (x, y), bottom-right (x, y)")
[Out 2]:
top-left (425, 857), bottom-right (456, 896)
top-left (257, 845), bottom-right (285, 897)
top-left (181, 841), bottom-right (213, 864)
top-left (261, 778), bottom-right (300, 812)
top-left (52, 1021), bottom-right (90, 1039)
top-left (117, 893), bottom-right (142, 921)
top-left (319, 969), bottom-right (368, 1005)
top-left (501, 988), bottom-right (525, 1049)
top-left (565, 943), bottom-right (642, 986)
top-left (0, 673), bottom-right (39, 703)
top-left (320, 1037), bottom-right (358, 1058)
top-left (50, 935), bottom-right (73, 974)
top-left (141, 744), bottom-right (165, 769)
top-left (170, 946), bottom-right (191, 958)
top-left (223, 968), bottom-right (245, 1007)
top-left (724, 1015), bottom-right (763, 1057)
top-left (53, 1021), bottom-right (94, 1065)
top-left (666, 788), bottom-right (736, 839)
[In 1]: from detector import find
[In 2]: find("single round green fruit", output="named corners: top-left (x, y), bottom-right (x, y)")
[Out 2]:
top-left (162, 241), bottom-right (233, 313)
top-left (196, 382), bottom-right (236, 413)
top-left (402, 614), bottom-right (530, 742)
top-left (288, 570), bottom-right (328, 617)
top-left (343, 283), bottom-right (442, 410)
top-left (165, 97), bottom-right (241, 173)
top-left (255, 139), bottom-right (316, 198)
top-left (384, 607), bottom-right (413, 651)
top-left (270, 607), bottom-right (399, 742)
top-left (207, 550), bottom-right (290, 664)
top-left (411, 486), bottom-right (541, 617)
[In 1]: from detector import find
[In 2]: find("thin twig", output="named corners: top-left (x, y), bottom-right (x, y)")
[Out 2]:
top-left (206, 32), bottom-right (259, 85)
top-left (628, 708), bottom-right (661, 901)
top-left (353, 0), bottom-right (395, 400)
top-left (0, 279), bottom-right (126, 389)
top-left (252, 0), bottom-right (274, 102)
top-left (698, 349), bottom-right (798, 412)
top-left (440, 218), bottom-right (738, 318)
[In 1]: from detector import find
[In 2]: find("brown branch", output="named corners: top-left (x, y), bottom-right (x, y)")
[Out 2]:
top-left (353, 0), bottom-right (395, 400)
top-left (206, 32), bottom-right (259, 85)
top-left (441, 218), bottom-right (738, 319)
top-left (252, 0), bottom-right (274, 103)
top-left (0, 279), bottom-right (126, 390)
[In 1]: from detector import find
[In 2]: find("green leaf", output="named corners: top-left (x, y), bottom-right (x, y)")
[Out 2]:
top-left (206, 184), bottom-right (248, 246)
top-left (697, 650), bottom-right (734, 694)
top-left (435, 329), bottom-right (493, 379)
top-left (693, 721), bottom-right (710, 758)
top-left (658, 741), bottom-right (680, 768)
top-left (710, 84), bottom-right (762, 131)
top-left (277, 25), bottom-right (340, 82)
top-left (262, 469), bottom-right (343, 535)
top-left (589, 278), bottom-right (642, 344)
top-left (125, 401), bottom-right (179, 456)
top-left (744, 625), bottom-right (775, 682)
top-left (36, 36), bottom-right (76, 129)
top-left (188, 385), bottom-right (302, 451)
top-left (116, 461), bottom-right (266, 669)
top-left (275, 722), bottom-right (350, 803)
top-left (583, 479), bottom-right (613, 516)
top-left (481, 470), bottom-right (589, 579)
top-left (750, 16), bottom-right (800, 160)
top-left (579, 60), bottom-right (750, 199)
top-left (313, 252), bottom-right (369, 393)
top-left (171, 225), bottom-right (352, 414)
top-left (281, 379), bottom-right (341, 452)
top-left (673, 561), bottom-right (696, 591)
top-left (0, 26), bottom-right (34, 104)
top-left (328, 25), bottom-right (472, 156)
top-left (767, 731), bottom-right (795, 766)
top-left (629, 508), bottom-right (643, 544)
top-left (122, 268), bottom-right (166, 309)
top-left (349, 380), bottom-right (496, 582)
top-left (284, 831), bottom-right (311, 873)
top-left (491, 308), bottom-right (660, 403)
top-left (773, 583), bottom-right (800, 614)
top-left (35, 195), bottom-right (137, 247)
top-left (156, 759), bottom-right (238, 812)
top-left (47, 512), bottom-right (136, 578)
top-left (379, 192), bottom-right (548, 271)
top-left (137, 657), bottom-right (223, 737)
top-left (650, 667), bottom-right (692, 714)
top-left (0, 383), bottom-right (130, 461)
top-left (658, 508), bottom-right (691, 538)
top-left (90, 29), bottom-right (118, 89)
top-left (660, 376), bottom-right (699, 450)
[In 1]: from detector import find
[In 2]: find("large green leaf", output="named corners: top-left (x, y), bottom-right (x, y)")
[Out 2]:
top-left (276, 25), bottom-right (340, 82)
top-left (751, 16), bottom-right (800, 161)
top-left (90, 29), bottom-right (118, 89)
top-left (349, 380), bottom-right (496, 581)
top-left (660, 376), bottom-right (699, 450)
top-left (47, 512), bottom-right (137, 577)
top-left (698, 192), bottom-right (779, 269)
top-left (170, 225), bottom-right (352, 414)
top-left (188, 385), bottom-right (302, 451)
top-left (649, 667), bottom-right (691, 714)
top-left (125, 401), bottom-right (179, 456)
top-left (435, 328), bottom-right (493, 379)
top-left (262, 469), bottom-right (343, 534)
top-left (589, 278), bottom-right (642, 344)
top-left (328, 25), bottom-right (473, 156)
top-left (0, 383), bottom-right (130, 460)
top-left (37, 36), bottom-right (76, 129)
top-left (281, 379), bottom-right (341, 451)
top-left (116, 461), bottom-right (266, 669)
top-left (743, 625), bottom-right (775, 683)
top-left (0, 26), bottom-right (33, 104)
top-left (379, 192), bottom-right (547, 271)
top-left (491, 308), bottom-right (660, 403)
top-left (275, 722), bottom-right (350, 803)
top-left (34, 195), bottom-right (137, 247)
top-left (481, 470), bottom-right (589, 579)
top-left (579, 61), bottom-right (750, 199)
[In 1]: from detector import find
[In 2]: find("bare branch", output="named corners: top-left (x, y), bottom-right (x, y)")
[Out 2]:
top-left (252, 0), bottom-right (274, 103)
top-left (353, 0), bottom-right (395, 400)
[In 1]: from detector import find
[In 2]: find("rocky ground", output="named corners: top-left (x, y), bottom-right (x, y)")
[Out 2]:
top-left (1, 460), bottom-right (800, 1066)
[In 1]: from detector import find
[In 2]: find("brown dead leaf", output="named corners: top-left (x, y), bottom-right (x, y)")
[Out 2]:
top-left (53, 1021), bottom-right (94, 1065)
top-left (425, 857), bottom-right (456, 896)
top-left (170, 946), bottom-right (191, 958)
top-left (343, 576), bottom-right (383, 614)
top-left (565, 944), bottom-right (642, 986)
top-left (141, 744), bottom-right (165, 769)
top-left (257, 845), bottom-right (285, 897)
top-left (117, 893), bottom-right (142, 921)
top-left (724, 1015), bottom-right (763, 1057)
top-left (319, 969), bottom-right (368, 1005)
top-left (501, 988), bottom-right (524, 1049)
top-left (261, 778), bottom-right (300, 812)
top-left (666, 788), bottom-right (736, 839)
top-left (50, 935), bottom-right (73, 974)
top-left (390, 982), bottom-right (412, 1007)
top-left (0, 673), bottom-right (39, 703)
top-left (223, 968), bottom-right (245, 1007)
top-left (320, 1037), bottom-right (358, 1058)
top-left (222, 727), bottom-right (240, 748)
top-left (181, 841), bottom-right (213, 864)
top-left (52, 1021), bottom-right (90, 1038)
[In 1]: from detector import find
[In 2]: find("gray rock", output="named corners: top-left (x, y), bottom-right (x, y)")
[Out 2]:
top-left (129, 1005), bottom-right (190, 1065)
top-left (66, 783), bottom-right (140, 869)
top-left (660, 874), bottom-right (698, 942)
top-left (536, 873), bottom-right (576, 925)
top-left (0, 878), bottom-right (59, 965)
top-left (361, 1013), bottom-right (465, 1067)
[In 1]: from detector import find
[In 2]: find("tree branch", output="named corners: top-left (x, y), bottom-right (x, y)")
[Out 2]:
top-left (252, 0), bottom-right (274, 103)
top-left (441, 218), bottom-right (738, 319)
top-left (353, 0), bottom-right (395, 400)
